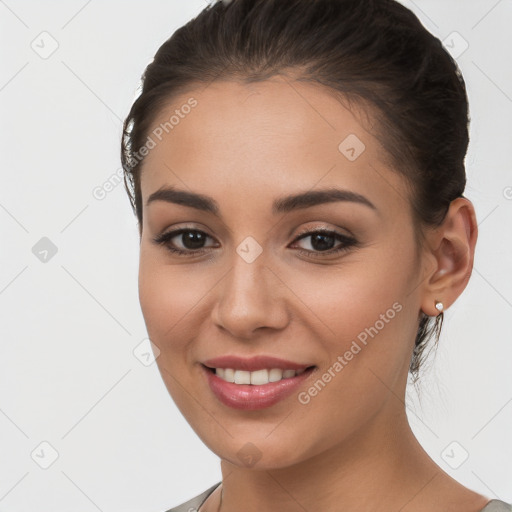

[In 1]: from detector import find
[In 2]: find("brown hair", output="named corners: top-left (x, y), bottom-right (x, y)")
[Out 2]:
top-left (121, 0), bottom-right (470, 380)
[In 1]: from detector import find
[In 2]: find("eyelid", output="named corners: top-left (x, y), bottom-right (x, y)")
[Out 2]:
top-left (154, 224), bottom-right (350, 244)
top-left (155, 222), bottom-right (214, 240)
top-left (293, 223), bottom-right (356, 240)
top-left (153, 223), bottom-right (358, 258)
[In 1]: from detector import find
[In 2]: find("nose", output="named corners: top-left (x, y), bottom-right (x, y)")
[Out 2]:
top-left (211, 253), bottom-right (290, 340)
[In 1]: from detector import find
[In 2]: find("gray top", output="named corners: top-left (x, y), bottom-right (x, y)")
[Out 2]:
top-left (164, 483), bottom-right (511, 512)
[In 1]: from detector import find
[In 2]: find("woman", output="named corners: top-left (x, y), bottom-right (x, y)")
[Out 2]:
top-left (121, 0), bottom-right (511, 510)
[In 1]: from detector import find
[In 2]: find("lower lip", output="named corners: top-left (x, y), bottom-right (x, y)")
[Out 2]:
top-left (202, 365), bottom-right (315, 410)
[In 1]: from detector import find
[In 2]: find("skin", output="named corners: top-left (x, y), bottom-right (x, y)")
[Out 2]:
top-left (137, 77), bottom-right (486, 511)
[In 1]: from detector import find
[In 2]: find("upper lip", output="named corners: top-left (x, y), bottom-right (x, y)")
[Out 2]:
top-left (202, 355), bottom-right (314, 372)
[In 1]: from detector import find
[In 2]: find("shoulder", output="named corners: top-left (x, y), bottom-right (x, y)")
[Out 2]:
top-left (162, 489), bottom-right (511, 512)
top-left (480, 500), bottom-right (512, 512)
top-left (162, 483), bottom-right (221, 512)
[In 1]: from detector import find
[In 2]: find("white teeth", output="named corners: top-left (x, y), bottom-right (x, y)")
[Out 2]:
top-left (268, 368), bottom-right (283, 382)
top-left (223, 368), bottom-right (235, 383)
top-left (234, 370), bottom-right (251, 384)
top-left (250, 369), bottom-right (269, 385)
top-left (214, 367), bottom-right (307, 385)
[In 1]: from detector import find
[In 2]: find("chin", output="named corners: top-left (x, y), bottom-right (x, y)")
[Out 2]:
top-left (192, 424), bottom-right (314, 471)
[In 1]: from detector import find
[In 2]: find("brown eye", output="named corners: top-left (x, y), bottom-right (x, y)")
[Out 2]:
top-left (291, 229), bottom-right (358, 258)
top-left (153, 229), bottom-right (217, 256)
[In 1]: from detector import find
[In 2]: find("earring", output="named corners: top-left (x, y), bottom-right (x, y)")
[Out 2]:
top-left (435, 300), bottom-right (444, 313)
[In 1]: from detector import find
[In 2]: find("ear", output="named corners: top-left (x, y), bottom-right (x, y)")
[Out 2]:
top-left (419, 197), bottom-right (478, 317)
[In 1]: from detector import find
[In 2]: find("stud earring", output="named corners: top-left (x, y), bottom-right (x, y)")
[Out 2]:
top-left (435, 300), bottom-right (444, 313)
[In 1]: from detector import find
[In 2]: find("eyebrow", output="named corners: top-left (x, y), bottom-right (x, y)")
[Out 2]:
top-left (145, 185), bottom-right (377, 216)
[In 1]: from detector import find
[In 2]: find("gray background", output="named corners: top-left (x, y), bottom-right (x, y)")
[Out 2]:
top-left (1, 0), bottom-right (511, 510)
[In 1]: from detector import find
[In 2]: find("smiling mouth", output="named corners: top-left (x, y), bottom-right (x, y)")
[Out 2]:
top-left (203, 365), bottom-right (317, 385)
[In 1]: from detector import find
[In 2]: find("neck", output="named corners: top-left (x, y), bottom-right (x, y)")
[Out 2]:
top-left (217, 402), bottom-right (444, 512)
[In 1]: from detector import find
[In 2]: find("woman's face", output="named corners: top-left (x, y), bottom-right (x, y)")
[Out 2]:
top-left (138, 78), bottom-right (427, 469)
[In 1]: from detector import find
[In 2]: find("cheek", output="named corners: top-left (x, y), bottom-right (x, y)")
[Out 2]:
top-left (282, 278), bottom-right (413, 461)
top-left (137, 251), bottom-right (212, 419)
top-left (288, 248), bottom-right (413, 350)
top-left (138, 248), bottom-right (210, 343)
top-left (286, 242), bottom-right (417, 402)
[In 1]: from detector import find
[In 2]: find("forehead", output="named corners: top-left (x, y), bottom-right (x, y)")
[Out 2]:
top-left (143, 77), bottom-right (372, 163)
top-left (139, 78), bottom-right (409, 217)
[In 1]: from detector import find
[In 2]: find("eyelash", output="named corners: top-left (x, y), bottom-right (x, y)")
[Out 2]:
top-left (152, 227), bottom-right (358, 259)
